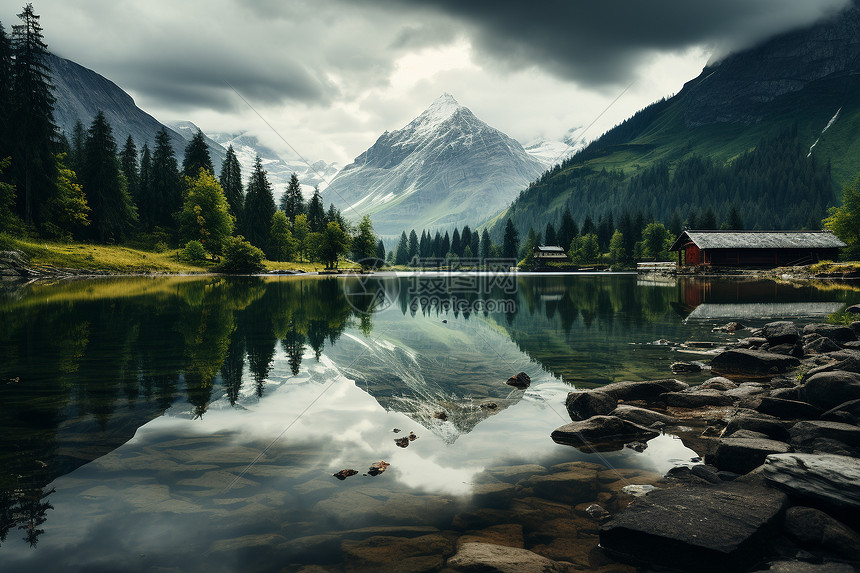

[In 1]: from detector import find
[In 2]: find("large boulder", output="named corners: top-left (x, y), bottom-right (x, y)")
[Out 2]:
top-left (610, 404), bottom-right (677, 427)
top-left (446, 542), bottom-right (564, 573)
top-left (516, 466), bottom-right (599, 505)
top-left (663, 390), bottom-right (736, 408)
top-left (804, 336), bottom-right (842, 355)
top-left (599, 484), bottom-right (788, 573)
top-left (596, 379), bottom-right (688, 401)
top-left (754, 396), bottom-right (820, 420)
top-left (802, 370), bottom-right (860, 409)
top-left (821, 399), bottom-right (860, 425)
top-left (783, 506), bottom-right (860, 561)
top-left (723, 413), bottom-right (790, 441)
top-left (764, 453), bottom-right (860, 514)
top-left (802, 323), bottom-right (857, 344)
top-left (713, 437), bottom-right (792, 474)
top-left (789, 420), bottom-right (860, 449)
top-left (564, 390), bottom-right (616, 421)
top-left (550, 416), bottom-right (659, 451)
top-left (710, 349), bottom-right (800, 378)
top-left (762, 321), bottom-right (800, 345)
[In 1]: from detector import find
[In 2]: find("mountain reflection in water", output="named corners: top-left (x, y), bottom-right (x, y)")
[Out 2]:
top-left (0, 274), bottom-right (855, 570)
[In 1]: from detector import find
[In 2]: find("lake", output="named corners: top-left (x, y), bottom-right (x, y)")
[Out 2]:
top-left (1, 273), bottom-right (857, 572)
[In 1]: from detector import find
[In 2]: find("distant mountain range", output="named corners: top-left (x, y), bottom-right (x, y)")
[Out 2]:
top-left (327, 94), bottom-right (548, 237)
top-left (490, 2), bottom-right (860, 240)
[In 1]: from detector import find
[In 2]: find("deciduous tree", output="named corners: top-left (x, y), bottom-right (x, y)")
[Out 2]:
top-left (178, 169), bottom-right (234, 254)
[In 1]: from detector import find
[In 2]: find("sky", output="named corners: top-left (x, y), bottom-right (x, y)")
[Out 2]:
top-left (1, 0), bottom-right (852, 166)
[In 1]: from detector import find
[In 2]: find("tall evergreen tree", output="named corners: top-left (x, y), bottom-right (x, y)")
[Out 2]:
top-left (0, 22), bottom-right (12, 162)
top-left (441, 231), bottom-right (450, 258)
top-left (219, 144), bottom-right (243, 223)
top-left (544, 222), bottom-right (557, 246)
top-left (419, 230), bottom-right (430, 258)
top-left (279, 172), bottom-right (304, 222)
top-left (138, 143), bottom-right (152, 221)
top-left (558, 209), bottom-right (578, 250)
top-left (502, 218), bottom-right (519, 260)
top-left (480, 229), bottom-right (491, 260)
top-left (432, 231), bottom-right (442, 258)
top-left (307, 186), bottom-right (325, 232)
top-left (351, 215), bottom-right (377, 265)
top-left (469, 228), bottom-right (479, 258)
top-left (182, 130), bottom-right (213, 178)
top-left (375, 239), bottom-right (385, 262)
top-left (582, 215), bottom-right (597, 237)
top-left (726, 204), bottom-right (744, 230)
top-left (69, 119), bottom-right (85, 174)
top-left (461, 226), bottom-right (472, 255)
top-left (451, 227), bottom-right (461, 256)
top-left (699, 206), bottom-right (717, 229)
top-left (394, 231), bottom-right (409, 265)
top-left (81, 111), bottom-right (137, 241)
top-left (11, 3), bottom-right (58, 225)
top-left (146, 128), bottom-right (182, 230)
top-left (119, 135), bottom-right (139, 203)
top-left (242, 155), bottom-right (276, 252)
top-left (408, 229), bottom-right (419, 261)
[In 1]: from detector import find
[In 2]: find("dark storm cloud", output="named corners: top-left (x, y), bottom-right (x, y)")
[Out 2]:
top-left (387, 0), bottom-right (852, 85)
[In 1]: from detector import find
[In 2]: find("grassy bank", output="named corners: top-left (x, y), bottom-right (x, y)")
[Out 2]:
top-left (1, 236), bottom-right (359, 275)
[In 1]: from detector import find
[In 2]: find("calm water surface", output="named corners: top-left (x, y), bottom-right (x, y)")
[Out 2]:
top-left (0, 274), bottom-right (856, 572)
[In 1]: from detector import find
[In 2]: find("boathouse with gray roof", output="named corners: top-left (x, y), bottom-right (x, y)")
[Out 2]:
top-left (669, 230), bottom-right (845, 268)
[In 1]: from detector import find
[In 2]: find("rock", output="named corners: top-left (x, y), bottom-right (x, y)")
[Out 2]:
top-left (790, 420), bottom-right (860, 449)
top-left (762, 321), bottom-right (801, 345)
top-left (470, 483), bottom-right (516, 508)
top-left (671, 361), bottom-right (702, 373)
top-left (367, 461), bottom-right (390, 476)
top-left (764, 561), bottom-right (857, 573)
top-left (764, 453), bottom-right (860, 514)
top-left (847, 305), bottom-right (860, 315)
top-left (737, 336), bottom-right (768, 349)
top-left (599, 484), bottom-right (788, 573)
top-left (783, 506), bottom-right (860, 561)
top-left (408, 431), bottom-right (418, 441)
top-left (455, 524), bottom-right (525, 550)
top-left (769, 386), bottom-right (802, 401)
top-left (664, 390), bottom-right (736, 408)
top-left (702, 377), bottom-right (738, 391)
top-left (341, 533), bottom-right (455, 572)
top-left (625, 441), bottom-right (648, 452)
top-left (711, 349), bottom-right (800, 377)
top-left (755, 397), bottom-right (820, 419)
top-left (821, 399), bottom-right (860, 425)
top-left (517, 466), bottom-right (599, 504)
top-left (564, 390), bottom-right (616, 421)
top-left (713, 437), bottom-right (792, 474)
top-left (610, 404), bottom-right (677, 427)
top-left (767, 343), bottom-right (803, 358)
top-left (596, 378), bottom-right (689, 401)
top-left (486, 465), bottom-right (548, 483)
top-left (728, 429), bottom-right (771, 440)
top-left (506, 372), bottom-right (531, 388)
top-left (395, 437), bottom-right (410, 448)
top-left (714, 321), bottom-right (745, 332)
top-left (446, 542), bottom-right (564, 573)
top-left (802, 323), bottom-right (858, 343)
top-left (333, 469), bottom-right (358, 480)
top-left (690, 464), bottom-right (722, 484)
top-left (434, 411), bottom-right (448, 420)
top-left (803, 356), bottom-right (860, 381)
top-left (550, 416), bottom-right (660, 451)
top-left (724, 413), bottom-right (790, 441)
top-left (620, 484), bottom-right (658, 497)
top-left (802, 370), bottom-right (860, 409)
top-left (804, 336), bottom-right (842, 355)
top-left (585, 504), bottom-right (611, 521)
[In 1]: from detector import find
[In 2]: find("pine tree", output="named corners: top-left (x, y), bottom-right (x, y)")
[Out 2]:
top-left (408, 229), bottom-right (419, 261)
top-left (451, 228), bottom-right (461, 257)
top-left (461, 226), bottom-right (472, 256)
top-left (480, 229), bottom-right (491, 260)
top-left (11, 4), bottom-right (58, 225)
top-left (469, 229), bottom-right (479, 258)
top-left (502, 218), bottom-right (519, 260)
top-left (182, 130), bottom-right (213, 178)
top-left (419, 230), bottom-right (430, 258)
top-left (0, 22), bottom-right (12, 162)
top-left (219, 144), bottom-right (243, 223)
top-left (81, 111), bottom-right (137, 241)
top-left (242, 155), bottom-right (276, 252)
top-left (699, 206), bottom-right (717, 229)
top-left (582, 215), bottom-right (597, 237)
top-left (395, 231), bottom-right (409, 265)
top-left (69, 119), bottom-right (85, 174)
top-left (147, 128), bottom-right (182, 230)
top-left (351, 215), bottom-right (377, 267)
top-left (280, 172), bottom-right (304, 222)
top-left (441, 231), bottom-right (450, 258)
top-left (307, 186), bottom-right (325, 232)
top-left (432, 231), bottom-right (442, 258)
top-left (119, 135), bottom-right (139, 203)
top-left (138, 143), bottom-right (152, 225)
top-left (726, 204), bottom-right (744, 230)
top-left (544, 222), bottom-right (557, 246)
top-left (375, 239), bottom-right (385, 262)
top-left (558, 209), bottom-right (578, 250)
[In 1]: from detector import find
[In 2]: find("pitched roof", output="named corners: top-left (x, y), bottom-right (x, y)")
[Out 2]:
top-left (670, 230), bottom-right (846, 251)
top-left (535, 246), bottom-right (566, 252)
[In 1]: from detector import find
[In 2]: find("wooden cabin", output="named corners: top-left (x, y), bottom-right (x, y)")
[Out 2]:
top-left (670, 230), bottom-right (845, 268)
top-left (533, 246), bottom-right (569, 261)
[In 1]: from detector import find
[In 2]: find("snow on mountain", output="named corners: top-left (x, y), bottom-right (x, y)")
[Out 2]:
top-left (327, 93), bottom-right (545, 237)
top-left (165, 120), bottom-right (227, 171)
top-left (524, 138), bottom-right (577, 166)
top-left (207, 131), bottom-right (339, 202)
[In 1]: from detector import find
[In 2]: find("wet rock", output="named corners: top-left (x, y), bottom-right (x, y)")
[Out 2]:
top-left (395, 437), bottom-right (410, 448)
top-left (341, 533), bottom-right (455, 573)
top-left (517, 466), bottom-right (599, 505)
top-left (769, 386), bottom-right (802, 401)
top-left (724, 413), bottom-right (791, 441)
top-left (506, 372), bottom-right (531, 388)
top-left (625, 441), bottom-right (648, 452)
top-left (804, 336), bottom-right (842, 355)
top-left (446, 542), bottom-right (564, 573)
top-left (762, 321), bottom-right (800, 345)
top-left (564, 390), bottom-right (616, 421)
top-left (802, 370), bottom-right (860, 409)
top-left (486, 464), bottom-right (548, 483)
top-left (470, 483), bottom-right (516, 508)
top-left (690, 464), bottom-right (722, 484)
top-left (367, 461), bottom-right (390, 476)
top-left (736, 336), bottom-right (768, 349)
top-left (701, 376), bottom-right (738, 391)
top-left (783, 506), bottom-right (860, 561)
top-left (762, 561), bottom-right (857, 573)
top-left (755, 397), bottom-right (820, 419)
top-left (821, 399), bottom-right (860, 425)
top-left (714, 321), bottom-right (745, 333)
top-left (621, 484), bottom-right (658, 497)
top-left (663, 390), bottom-right (736, 408)
top-left (727, 429), bottom-right (771, 440)
top-left (710, 349), bottom-right (800, 377)
top-left (333, 469), bottom-right (359, 480)
top-left (768, 343), bottom-right (804, 358)
top-left (802, 323), bottom-right (857, 344)
top-left (671, 361), bottom-right (702, 373)
top-left (713, 437), bottom-right (792, 474)
top-left (598, 378), bottom-right (688, 401)
top-left (455, 524), bottom-right (525, 549)
top-left (600, 484), bottom-right (788, 573)
top-left (764, 453), bottom-right (860, 514)
top-left (551, 416), bottom-right (659, 452)
top-left (789, 420), bottom-right (860, 449)
top-left (610, 404), bottom-right (677, 427)
top-left (803, 356), bottom-right (860, 381)
top-left (585, 504), bottom-right (611, 521)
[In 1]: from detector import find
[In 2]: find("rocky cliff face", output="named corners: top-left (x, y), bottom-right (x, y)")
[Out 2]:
top-left (328, 94), bottom-right (544, 236)
top-left (681, 5), bottom-right (860, 126)
top-left (47, 55), bottom-right (222, 170)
